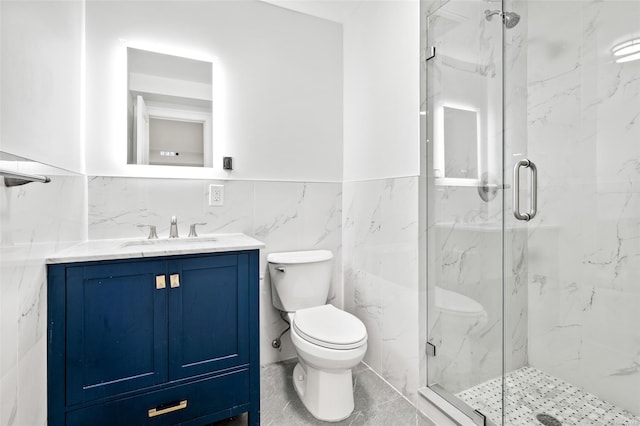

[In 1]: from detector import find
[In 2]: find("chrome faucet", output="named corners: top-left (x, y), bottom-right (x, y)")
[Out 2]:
top-left (137, 224), bottom-right (158, 239)
top-left (169, 216), bottom-right (179, 238)
top-left (188, 223), bottom-right (206, 238)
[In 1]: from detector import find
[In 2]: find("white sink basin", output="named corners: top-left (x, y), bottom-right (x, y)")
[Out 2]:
top-left (120, 236), bottom-right (218, 248)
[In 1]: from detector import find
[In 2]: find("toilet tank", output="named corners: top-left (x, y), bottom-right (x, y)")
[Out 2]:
top-left (267, 250), bottom-right (333, 312)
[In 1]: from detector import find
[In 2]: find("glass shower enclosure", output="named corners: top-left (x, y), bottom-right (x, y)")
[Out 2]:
top-left (421, 0), bottom-right (640, 425)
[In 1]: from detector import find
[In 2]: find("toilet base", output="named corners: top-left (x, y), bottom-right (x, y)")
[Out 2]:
top-left (292, 361), bottom-right (354, 422)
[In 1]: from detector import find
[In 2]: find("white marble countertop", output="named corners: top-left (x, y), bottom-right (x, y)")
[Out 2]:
top-left (46, 233), bottom-right (265, 264)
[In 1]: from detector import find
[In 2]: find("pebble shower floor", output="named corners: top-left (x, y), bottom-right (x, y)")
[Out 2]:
top-left (456, 367), bottom-right (640, 426)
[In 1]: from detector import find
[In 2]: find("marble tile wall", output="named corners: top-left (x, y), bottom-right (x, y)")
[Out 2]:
top-left (524, 0), bottom-right (640, 416)
top-left (87, 176), bottom-right (342, 366)
top-left (342, 177), bottom-right (420, 403)
top-left (0, 165), bottom-right (86, 426)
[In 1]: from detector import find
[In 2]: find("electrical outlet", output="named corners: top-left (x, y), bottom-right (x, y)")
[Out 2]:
top-left (209, 184), bottom-right (224, 206)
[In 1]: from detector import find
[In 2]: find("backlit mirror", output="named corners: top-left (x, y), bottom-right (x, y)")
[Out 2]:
top-left (127, 48), bottom-right (213, 167)
top-left (443, 106), bottom-right (478, 179)
top-left (433, 104), bottom-right (482, 185)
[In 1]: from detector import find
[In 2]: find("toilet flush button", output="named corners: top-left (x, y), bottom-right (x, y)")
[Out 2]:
top-left (298, 375), bottom-right (304, 381)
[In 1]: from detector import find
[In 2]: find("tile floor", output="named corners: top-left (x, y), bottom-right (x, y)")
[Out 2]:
top-left (456, 366), bottom-right (640, 426)
top-left (213, 360), bottom-right (431, 425)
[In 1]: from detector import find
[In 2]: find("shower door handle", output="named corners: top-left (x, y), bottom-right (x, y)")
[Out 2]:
top-left (512, 159), bottom-right (537, 221)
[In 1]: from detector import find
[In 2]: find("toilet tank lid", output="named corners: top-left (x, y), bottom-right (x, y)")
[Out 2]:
top-left (267, 250), bottom-right (333, 264)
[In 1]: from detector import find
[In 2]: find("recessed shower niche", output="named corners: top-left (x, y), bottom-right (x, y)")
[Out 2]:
top-left (127, 47), bottom-right (213, 167)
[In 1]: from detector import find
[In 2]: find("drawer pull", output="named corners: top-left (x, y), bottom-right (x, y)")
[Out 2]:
top-left (155, 275), bottom-right (166, 290)
top-left (148, 400), bottom-right (188, 417)
top-left (170, 274), bottom-right (180, 288)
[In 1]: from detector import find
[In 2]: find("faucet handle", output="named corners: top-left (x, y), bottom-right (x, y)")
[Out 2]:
top-left (188, 223), bottom-right (207, 238)
top-left (137, 224), bottom-right (158, 239)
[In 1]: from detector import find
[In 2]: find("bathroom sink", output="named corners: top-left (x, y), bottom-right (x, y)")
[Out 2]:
top-left (120, 236), bottom-right (218, 248)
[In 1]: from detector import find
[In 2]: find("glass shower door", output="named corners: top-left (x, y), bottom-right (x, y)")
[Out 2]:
top-left (424, 1), bottom-right (507, 424)
top-left (502, 0), bottom-right (640, 424)
top-left (424, 0), bottom-right (640, 424)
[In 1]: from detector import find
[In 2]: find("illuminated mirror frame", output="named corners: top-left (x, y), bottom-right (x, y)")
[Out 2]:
top-left (433, 103), bottom-right (482, 187)
top-left (116, 40), bottom-right (228, 177)
top-left (127, 46), bottom-right (213, 168)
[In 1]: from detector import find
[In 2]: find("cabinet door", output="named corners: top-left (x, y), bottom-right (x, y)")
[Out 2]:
top-left (65, 260), bottom-right (168, 405)
top-left (168, 253), bottom-right (249, 380)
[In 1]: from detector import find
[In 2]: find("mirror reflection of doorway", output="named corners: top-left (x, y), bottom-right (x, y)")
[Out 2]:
top-left (148, 118), bottom-right (204, 167)
top-left (127, 47), bottom-right (213, 167)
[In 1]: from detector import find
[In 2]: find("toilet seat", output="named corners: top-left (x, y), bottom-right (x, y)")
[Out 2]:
top-left (293, 305), bottom-right (367, 350)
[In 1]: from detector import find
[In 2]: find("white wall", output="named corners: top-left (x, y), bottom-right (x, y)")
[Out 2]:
top-left (341, 0), bottom-right (421, 403)
top-left (85, 0), bottom-right (343, 182)
top-left (0, 1), bottom-right (84, 173)
top-left (1, 4), bottom-right (87, 425)
top-left (343, 0), bottom-right (420, 181)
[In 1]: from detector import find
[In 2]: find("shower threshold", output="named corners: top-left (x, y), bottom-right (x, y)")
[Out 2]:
top-left (456, 367), bottom-right (640, 425)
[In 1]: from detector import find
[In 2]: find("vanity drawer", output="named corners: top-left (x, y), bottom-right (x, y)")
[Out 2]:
top-left (66, 368), bottom-right (250, 426)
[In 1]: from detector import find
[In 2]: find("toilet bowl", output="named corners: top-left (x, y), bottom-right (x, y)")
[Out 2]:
top-left (268, 250), bottom-right (368, 422)
top-left (434, 286), bottom-right (488, 333)
top-left (433, 286), bottom-right (488, 391)
top-left (289, 304), bottom-right (367, 421)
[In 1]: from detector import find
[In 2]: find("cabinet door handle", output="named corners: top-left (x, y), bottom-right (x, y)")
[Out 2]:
top-left (148, 400), bottom-right (188, 417)
top-left (170, 274), bottom-right (180, 288)
top-left (155, 275), bottom-right (166, 290)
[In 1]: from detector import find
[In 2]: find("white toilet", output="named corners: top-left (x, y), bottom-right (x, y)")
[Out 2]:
top-left (433, 286), bottom-right (488, 391)
top-left (434, 286), bottom-right (488, 333)
top-left (268, 250), bottom-right (367, 422)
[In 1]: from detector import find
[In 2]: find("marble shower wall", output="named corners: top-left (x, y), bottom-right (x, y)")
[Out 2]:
top-left (342, 177), bottom-right (420, 403)
top-left (0, 164), bottom-right (86, 426)
top-left (523, 0), bottom-right (640, 416)
top-left (87, 176), bottom-right (342, 366)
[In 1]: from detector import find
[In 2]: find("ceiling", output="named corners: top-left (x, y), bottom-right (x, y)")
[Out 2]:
top-left (259, 0), bottom-right (363, 24)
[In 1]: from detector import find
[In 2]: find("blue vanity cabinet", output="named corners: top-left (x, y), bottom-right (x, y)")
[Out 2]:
top-left (167, 254), bottom-right (250, 380)
top-left (63, 259), bottom-right (170, 405)
top-left (48, 250), bottom-right (260, 426)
